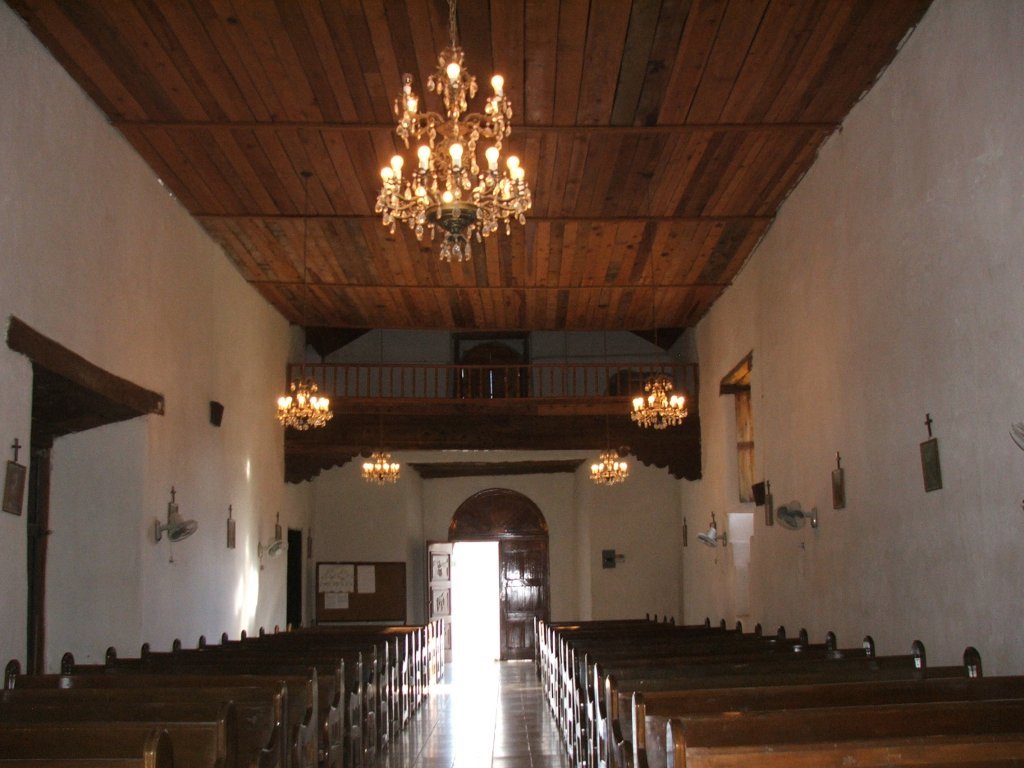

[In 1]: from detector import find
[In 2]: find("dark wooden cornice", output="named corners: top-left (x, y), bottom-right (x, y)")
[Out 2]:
top-left (408, 460), bottom-right (585, 480)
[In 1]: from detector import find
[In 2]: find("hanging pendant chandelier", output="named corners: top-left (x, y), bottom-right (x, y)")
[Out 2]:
top-left (362, 451), bottom-right (401, 485)
top-left (590, 450), bottom-right (629, 486)
top-left (630, 259), bottom-right (687, 429)
top-left (276, 171), bottom-right (333, 430)
top-left (277, 378), bottom-right (333, 431)
top-left (630, 374), bottom-right (688, 429)
top-left (375, 0), bottom-right (531, 262)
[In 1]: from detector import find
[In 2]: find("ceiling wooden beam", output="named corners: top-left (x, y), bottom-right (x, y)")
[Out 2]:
top-left (112, 120), bottom-right (839, 133)
top-left (408, 460), bottom-right (584, 480)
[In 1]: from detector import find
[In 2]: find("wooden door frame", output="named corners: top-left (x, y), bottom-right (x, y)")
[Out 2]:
top-left (447, 489), bottom-right (550, 660)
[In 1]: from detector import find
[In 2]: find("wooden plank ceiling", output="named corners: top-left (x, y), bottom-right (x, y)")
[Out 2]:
top-left (8, 0), bottom-right (931, 334)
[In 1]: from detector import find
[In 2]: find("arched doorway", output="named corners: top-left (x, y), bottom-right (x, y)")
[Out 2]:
top-left (430, 489), bottom-right (550, 661)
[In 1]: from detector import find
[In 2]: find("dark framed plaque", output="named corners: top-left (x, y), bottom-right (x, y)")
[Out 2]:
top-left (3, 461), bottom-right (26, 516)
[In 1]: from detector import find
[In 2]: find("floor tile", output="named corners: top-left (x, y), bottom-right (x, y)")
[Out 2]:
top-left (373, 660), bottom-right (571, 768)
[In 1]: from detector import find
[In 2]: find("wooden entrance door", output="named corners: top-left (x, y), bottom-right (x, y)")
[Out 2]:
top-left (426, 540), bottom-right (454, 663)
top-left (448, 488), bottom-right (550, 661)
top-left (499, 537), bottom-right (548, 660)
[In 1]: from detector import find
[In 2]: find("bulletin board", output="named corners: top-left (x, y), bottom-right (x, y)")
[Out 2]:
top-left (315, 561), bottom-right (406, 623)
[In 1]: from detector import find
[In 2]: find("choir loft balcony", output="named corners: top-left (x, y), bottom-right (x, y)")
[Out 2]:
top-left (283, 361), bottom-right (701, 484)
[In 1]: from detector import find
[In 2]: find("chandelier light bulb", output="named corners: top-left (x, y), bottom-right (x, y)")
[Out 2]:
top-left (449, 142), bottom-right (463, 168)
top-left (417, 145), bottom-right (431, 170)
top-left (490, 74), bottom-right (504, 95)
top-left (446, 61), bottom-right (461, 81)
top-left (277, 378), bottom-right (333, 431)
top-left (442, 190), bottom-right (454, 204)
top-left (506, 154), bottom-right (519, 172)
top-left (485, 145), bottom-right (499, 171)
top-left (390, 154), bottom-right (404, 178)
top-left (380, 166), bottom-right (393, 181)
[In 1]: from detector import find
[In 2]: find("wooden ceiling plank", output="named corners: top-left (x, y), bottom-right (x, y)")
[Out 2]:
top-left (557, 132), bottom-right (590, 216)
top-left (719, 0), bottom-right (826, 123)
top-left (292, 0), bottom-right (358, 122)
top-left (273, 0), bottom-right (343, 122)
top-left (575, 1), bottom-right (632, 125)
top-left (610, 0), bottom-right (663, 126)
top-left (523, 0), bottom-right (559, 125)
top-left (671, 130), bottom-right (739, 216)
top-left (128, 1), bottom-right (228, 121)
top-left (686, 0), bottom-right (769, 123)
top-left (798, 1), bottom-right (931, 122)
top-left (211, 0), bottom-right (311, 122)
top-left (117, 125), bottom-right (195, 209)
top-left (656, 0), bottom-right (727, 124)
top-left (762, 0), bottom-right (855, 122)
top-left (701, 129), bottom-right (773, 215)
top-left (362, 0), bottom-right (407, 121)
top-left (6, 1), bottom-right (147, 120)
top-left (145, 126), bottom-right (227, 212)
top-left (633, 0), bottom-right (692, 126)
top-left (490, 0), bottom-right (525, 125)
top-left (182, 0), bottom-right (273, 122)
top-left (58, 1), bottom-right (192, 120)
top-left (552, 0), bottom-right (590, 126)
top-left (318, 1), bottom-right (380, 122)
top-left (576, 133), bottom-right (625, 217)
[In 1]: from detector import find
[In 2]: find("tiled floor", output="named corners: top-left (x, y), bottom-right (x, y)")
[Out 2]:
top-left (375, 661), bottom-right (572, 768)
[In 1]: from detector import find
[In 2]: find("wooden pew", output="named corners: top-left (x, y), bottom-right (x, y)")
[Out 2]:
top-left (0, 725), bottom-right (173, 768)
top-left (0, 684), bottom-right (285, 768)
top-left (593, 642), bottom-right (976, 768)
top-left (634, 664), bottom-right (1024, 768)
top-left (0, 710), bottom-right (233, 768)
top-left (20, 660), bottom-right (319, 768)
top-left (663, 698), bottom-right (1024, 767)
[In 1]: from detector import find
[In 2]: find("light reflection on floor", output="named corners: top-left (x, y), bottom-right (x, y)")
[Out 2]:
top-left (374, 660), bottom-right (571, 768)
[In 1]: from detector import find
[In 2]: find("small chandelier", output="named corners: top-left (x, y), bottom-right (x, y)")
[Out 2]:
top-left (375, 0), bottom-right (530, 262)
top-left (362, 451), bottom-right (400, 485)
top-left (277, 378), bottom-right (333, 431)
top-left (276, 171), bottom-right (333, 430)
top-left (590, 450), bottom-right (629, 486)
top-left (631, 374), bottom-right (687, 429)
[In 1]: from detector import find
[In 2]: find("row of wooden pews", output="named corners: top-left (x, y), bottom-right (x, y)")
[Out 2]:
top-left (538, 616), bottom-right (1024, 768)
top-left (3, 620), bottom-right (444, 768)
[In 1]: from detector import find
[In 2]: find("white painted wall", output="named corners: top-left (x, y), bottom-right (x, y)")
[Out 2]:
top-left (683, 1), bottom-right (1024, 674)
top-left (0, 4), bottom-right (296, 668)
top-left (309, 449), bottom-right (685, 626)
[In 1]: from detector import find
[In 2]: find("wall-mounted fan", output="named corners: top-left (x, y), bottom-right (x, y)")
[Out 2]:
top-left (258, 511), bottom-right (286, 559)
top-left (697, 511), bottom-right (727, 547)
top-left (776, 503), bottom-right (818, 530)
top-left (154, 487), bottom-right (198, 543)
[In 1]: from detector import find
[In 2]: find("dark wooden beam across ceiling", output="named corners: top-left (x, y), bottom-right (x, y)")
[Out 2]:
top-left (408, 460), bottom-right (585, 480)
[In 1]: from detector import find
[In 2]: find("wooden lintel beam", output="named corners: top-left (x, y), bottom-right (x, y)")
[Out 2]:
top-left (114, 120), bottom-right (838, 134)
top-left (197, 213), bottom-right (772, 224)
top-left (7, 317), bottom-right (165, 416)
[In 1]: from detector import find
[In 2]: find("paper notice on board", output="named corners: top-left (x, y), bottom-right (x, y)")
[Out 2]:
top-left (324, 591), bottom-right (349, 610)
top-left (318, 563), bottom-right (355, 593)
top-left (357, 564), bottom-right (376, 593)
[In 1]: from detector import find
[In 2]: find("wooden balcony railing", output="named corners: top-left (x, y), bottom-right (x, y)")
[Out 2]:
top-left (285, 361), bottom-right (699, 408)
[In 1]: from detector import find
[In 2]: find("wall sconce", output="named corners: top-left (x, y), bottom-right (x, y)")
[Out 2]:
top-left (777, 503), bottom-right (818, 530)
top-left (697, 512), bottom-right (727, 547)
top-left (154, 487), bottom-right (197, 543)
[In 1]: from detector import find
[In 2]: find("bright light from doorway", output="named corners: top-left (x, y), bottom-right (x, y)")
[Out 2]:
top-left (451, 541), bottom-right (499, 666)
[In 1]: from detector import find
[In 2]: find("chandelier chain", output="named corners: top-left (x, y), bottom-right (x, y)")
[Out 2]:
top-left (447, 0), bottom-right (458, 47)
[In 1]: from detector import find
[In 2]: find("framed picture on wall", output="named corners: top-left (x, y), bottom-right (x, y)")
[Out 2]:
top-left (2, 460), bottom-right (26, 516)
top-left (920, 437), bottom-right (943, 492)
top-left (431, 588), bottom-right (450, 617)
top-left (430, 552), bottom-right (450, 581)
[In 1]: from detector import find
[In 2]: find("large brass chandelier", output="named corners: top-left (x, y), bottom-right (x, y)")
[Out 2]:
top-left (630, 374), bottom-right (687, 429)
top-left (276, 172), bottom-right (333, 431)
top-left (277, 378), bottom-right (333, 431)
top-left (630, 263), bottom-right (687, 429)
top-left (590, 450), bottom-right (629, 486)
top-left (375, 0), bottom-right (530, 262)
top-left (362, 451), bottom-right (401, 485)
